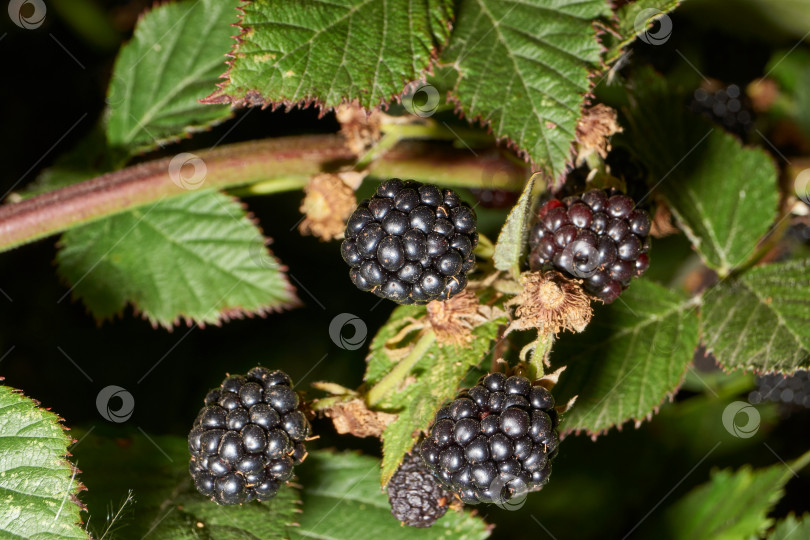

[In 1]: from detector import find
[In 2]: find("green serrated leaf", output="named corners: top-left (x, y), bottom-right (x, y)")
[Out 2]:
top-left (552, 279), bottom-right (700, 436)
top-left (664, 450), bottom-right (810, 540)
top-left (602, 0), bottom-right (682, 65)
top-left (365, 303), bottom-right (505, 485)
top-left (293, 451), bottom-right (489, 540)
top-left (72, 432), bottom-right (188, 538)
top-left (622, 69), bottom-right (780, 275)
top-left (437, 0), bottom-right (609, 178)
top-left (56, 191), bottom-right (298, 328)
top-left (0, 386), bottom-right (85, 539)
top-left (106, 0), bottom-right (239, 152)
top-left (701, 258), bottom-right (810, 374)
top-left (210, 0), bottom-right (453, 109)
top-left (493, 175), bottom-right (534, 278)
top-left (72, 432), bottom-right (298, 539)
top-left (769, 513), bottom-right (810, 540)
top-left (149, 480), bottom-right (299, 539)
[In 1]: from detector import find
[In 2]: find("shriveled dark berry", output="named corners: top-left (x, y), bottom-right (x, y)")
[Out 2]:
top-left (423, 374), bottom-right (560, 504)
top-left (529, 188), bottom-right (651, 303)
top-left (342, 179), bottom-right (477, 304)
top-left (388, 450), bottom-right (451, 528)
top-left (188, 368), bottom-right (311, 504)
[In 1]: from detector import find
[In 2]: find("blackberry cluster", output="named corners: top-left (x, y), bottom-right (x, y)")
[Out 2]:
top-left (387, 450), bottom-right (451, 528)
top-left (528, 189), bottom-right (651, 303)
top-left (420, 373), bottom-right (559, 505)
top-left (690, 84), bottom-right (753, 138)
top-left (749, 371), bottom-right (810, 409)
top-left (341, 178), bottom-right (478, 304)
top-left (188, 367), bottom-right (311, 504)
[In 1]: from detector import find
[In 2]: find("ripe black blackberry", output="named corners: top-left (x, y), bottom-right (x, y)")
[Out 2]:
top-left (749, 370), bottom-right (810, 409)
top-left (528, 189), bottom-right (651, 304)
top-left (388, 449), bottom-right (451, 528)
top-left (420, 373), bottom-right (559, 505)
top-left (341, 178), bottom-right (478, 305)
top-left (188, 367), bottom-right (311, 504)
top-left (690, 84), bottom-right (753, 139)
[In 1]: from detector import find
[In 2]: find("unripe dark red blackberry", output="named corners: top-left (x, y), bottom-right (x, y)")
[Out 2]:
top-left (388, 449), bottom-right (451, 528)
top-left (421, 373), bottom-right (559, 505)
top-left (341, 178), bottom-right (478, 304)
top-left (528, 188), bottom-right (651, 303)
top-left (188, 367), bottom-right (311, 504)
top-left (690, 83), bottom-right (753, 139)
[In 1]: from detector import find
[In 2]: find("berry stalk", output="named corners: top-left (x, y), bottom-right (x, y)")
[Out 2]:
top-left (525, 332), bottom-right (554, 381)
top-left (366, 330), bottom-right (436, 407)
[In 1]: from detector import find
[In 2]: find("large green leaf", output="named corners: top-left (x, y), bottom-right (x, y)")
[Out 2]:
top-left (701, 258), bottom-right (810, 373)
top-left (208, 0), bottom-right (453, 109)
top-left (106, 0), bottom-right (238, 152)
top-left (602, 0), bottom-right (682, 65)
top-left (493, 175), bottom-right (534, 278)
top-left (73, 432), bottom-right (298, 539)
top-left (0, 385), bottom-right (85, 539)
top-left (552, 279), bottom-right (700, 437)
top-left (622, 69), bottom-right (780, 276)
top-left (436, 0), bottom-right (609, 178)
top-left (769, 514), bottom-right (810, 540)
top-left (147, 481), bottom-right (299, 539)
top-left (664, 451), bottom-right (810, 540)
top-left (365, 303), bottom-right (505, 486)
top-left (292, 451), bottom-right (489, 540)
top-left (57, 191), bottom-right (298, 328)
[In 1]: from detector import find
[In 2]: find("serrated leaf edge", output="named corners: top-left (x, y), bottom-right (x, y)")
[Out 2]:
top-left (437, 14), bottom-right (609, 177)
top-left (560, 294), bottom-right (701, 440)
top-left (701, 260), bottom-right (810, 375)
top-left (0, 381), bottom-right (88, 529)
top-left (56, 192), bottom-right (301, 331)
top-left (202, 0), bottom-right (454, 116)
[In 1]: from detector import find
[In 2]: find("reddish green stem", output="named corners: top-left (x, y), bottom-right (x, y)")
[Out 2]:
top-left (0, 135), bottom-right (529, 253)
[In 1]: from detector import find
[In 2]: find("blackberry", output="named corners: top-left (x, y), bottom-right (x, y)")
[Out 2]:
top-left (341, 178), bottom-right (478, 304)
top-left (528, 188), bottom-right (651, 303)
top-left (690, 83), bottom-right (753, 139)
top-left (421, 373), bottom-right (559, 505)
top-left (188, 367), bottom-right (311, 504)
top-left (749, 370), bottom-right (810, 409)
top-left (388, 449), bottom-right (451, 528)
